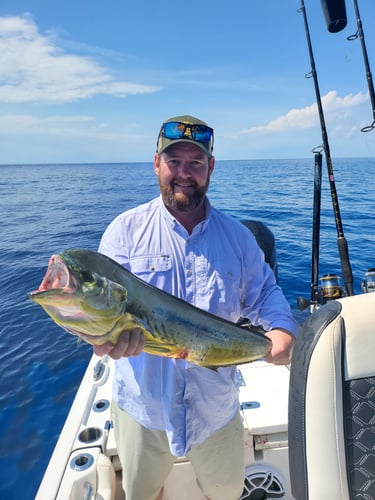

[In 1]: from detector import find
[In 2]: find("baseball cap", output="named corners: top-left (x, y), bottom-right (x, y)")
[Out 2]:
top-left (156, 115), bottom-right (214, 157)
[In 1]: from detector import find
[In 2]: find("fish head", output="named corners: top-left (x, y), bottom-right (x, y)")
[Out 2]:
top-left (29, 251), bottom-right (129, 344)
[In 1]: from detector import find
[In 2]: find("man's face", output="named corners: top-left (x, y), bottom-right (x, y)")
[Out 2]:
top-left (154, 142), bottom-right (215, 213)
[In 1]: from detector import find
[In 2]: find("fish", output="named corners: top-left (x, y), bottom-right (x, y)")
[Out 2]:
top-left (29, 249), bottom-right (272, 369)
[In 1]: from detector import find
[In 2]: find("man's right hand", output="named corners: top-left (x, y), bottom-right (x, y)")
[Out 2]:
top-left (93, 328), bottom-right (145, 360)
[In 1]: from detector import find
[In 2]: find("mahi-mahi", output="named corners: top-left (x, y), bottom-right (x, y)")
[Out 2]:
top-left (29, 249), bottom-right (272, 369)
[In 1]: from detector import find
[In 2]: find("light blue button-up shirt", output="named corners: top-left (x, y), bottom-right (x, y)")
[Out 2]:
top-left (99, 196), bottom-right (299, 456)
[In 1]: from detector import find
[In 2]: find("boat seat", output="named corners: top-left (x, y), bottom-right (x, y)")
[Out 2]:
top-left (241, 220), bottom-right (278, 280)
top-left (288, 293), bottom-right (375, 500)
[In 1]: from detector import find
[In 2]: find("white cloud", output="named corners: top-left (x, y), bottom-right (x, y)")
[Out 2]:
top-left (0, 113), bottom-right (95, 133)
top-left (241, 90), bottom-right (369, 134)
top-left (0, 14), bottom-right (160, 103)
top-left (0, 112), bottom-right (147, 151)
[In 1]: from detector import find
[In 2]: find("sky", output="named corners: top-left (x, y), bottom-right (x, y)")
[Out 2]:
top-left (0, 0), bottom-right (374, 164)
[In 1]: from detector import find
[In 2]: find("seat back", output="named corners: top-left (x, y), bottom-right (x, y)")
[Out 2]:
top-left (241, 220), bottom-right (278, 280)
top-left (288, 293), bottom-right (375, 499)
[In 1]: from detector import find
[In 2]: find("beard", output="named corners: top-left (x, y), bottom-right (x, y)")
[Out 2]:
top-left (159, 177), bottom-right (210, 212)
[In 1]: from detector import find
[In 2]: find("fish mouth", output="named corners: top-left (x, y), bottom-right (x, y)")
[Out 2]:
top-left (30, 255), bottom-right (77, 296)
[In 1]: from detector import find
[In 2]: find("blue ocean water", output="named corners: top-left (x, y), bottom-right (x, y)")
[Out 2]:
top-left (0, 158), bottom-right (374, 498)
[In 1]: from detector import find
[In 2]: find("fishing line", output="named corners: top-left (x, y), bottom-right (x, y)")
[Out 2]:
top-left (298, 0), bottom-right (354, 296)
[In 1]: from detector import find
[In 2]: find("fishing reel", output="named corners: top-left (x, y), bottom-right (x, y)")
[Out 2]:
top-left (316, 269), bottom-right (375, 299)
top-left (299, 269), bottom-right (375, 311)
top-left (319, 274), bottom-right (345, 301)
top-left (297, 273), bottom-right (345, 311)
top-left (361, 268), bottom-right (375, 294)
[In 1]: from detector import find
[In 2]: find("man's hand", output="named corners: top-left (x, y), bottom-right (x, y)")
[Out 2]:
top-left (264, 328), bottom-right (295, 365)
top-left (93, 328), bottom-right (145, 360)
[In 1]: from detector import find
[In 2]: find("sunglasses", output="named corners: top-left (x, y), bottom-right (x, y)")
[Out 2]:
top-left (162, 121), bottom-right (214, 144)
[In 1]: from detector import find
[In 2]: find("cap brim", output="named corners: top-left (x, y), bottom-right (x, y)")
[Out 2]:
top-left (158, 138), bottom-right (212, 157)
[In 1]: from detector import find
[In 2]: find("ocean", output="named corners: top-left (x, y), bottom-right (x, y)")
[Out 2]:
top-left (0, 158), bottom-right (374, 498)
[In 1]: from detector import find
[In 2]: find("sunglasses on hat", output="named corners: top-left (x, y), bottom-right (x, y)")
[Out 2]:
top-left (161, 121), bottom-right (213, 144)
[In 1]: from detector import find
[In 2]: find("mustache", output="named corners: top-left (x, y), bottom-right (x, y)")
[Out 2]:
top-left (172, 178), bottom-right (198, 187)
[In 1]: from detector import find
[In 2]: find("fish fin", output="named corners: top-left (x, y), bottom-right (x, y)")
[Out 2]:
top-left (144, 340), bottom-right (175, 356)
top-left (236, 317), bottom-right (266, 335)
top-left (205, 366), bottom-right (219, 372)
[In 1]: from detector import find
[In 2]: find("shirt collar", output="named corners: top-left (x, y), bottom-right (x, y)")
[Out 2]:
top-left (158, 195), bottom-right (212, 236)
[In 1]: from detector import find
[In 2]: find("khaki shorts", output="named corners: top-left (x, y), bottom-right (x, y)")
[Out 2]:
top-left (112, 401), bottom-right (245, 500)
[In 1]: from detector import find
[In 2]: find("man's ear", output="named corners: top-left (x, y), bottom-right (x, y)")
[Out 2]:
top-left (153, 153), bottom-right (160, 176)
top-left (208, 156), bottom-right (215, 176)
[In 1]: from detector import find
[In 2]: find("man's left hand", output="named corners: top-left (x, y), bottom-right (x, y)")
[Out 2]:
top-left (264, 329), bottom-right (295, 365)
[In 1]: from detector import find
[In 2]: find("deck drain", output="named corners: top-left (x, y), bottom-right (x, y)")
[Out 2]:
top-left (93, 398), bottom-right (110, 412)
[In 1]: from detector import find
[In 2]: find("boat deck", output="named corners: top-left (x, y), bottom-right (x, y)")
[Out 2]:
top-left (37, 355), bottom-right (295, 499)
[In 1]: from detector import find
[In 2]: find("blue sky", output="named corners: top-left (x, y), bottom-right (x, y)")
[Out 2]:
top-left (0, 0), bottom-right (374, 163)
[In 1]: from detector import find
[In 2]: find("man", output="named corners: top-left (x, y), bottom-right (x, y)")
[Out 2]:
top-left (95, 115), bottom-right (299, 500)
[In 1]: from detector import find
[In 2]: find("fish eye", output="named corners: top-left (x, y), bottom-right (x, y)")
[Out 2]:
top-left (81, 270), bottom-right (95, 283)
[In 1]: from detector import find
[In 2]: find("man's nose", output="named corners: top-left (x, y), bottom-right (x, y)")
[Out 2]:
top-left (176, 162), bottom-right (193, 176)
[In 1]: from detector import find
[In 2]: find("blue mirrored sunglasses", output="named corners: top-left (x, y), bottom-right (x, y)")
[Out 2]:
top-left (162, 121), bottom-right (213, 143)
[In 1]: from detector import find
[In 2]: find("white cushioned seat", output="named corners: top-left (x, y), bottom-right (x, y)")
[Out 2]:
top-left (288, 293), bottom-right (375, 500)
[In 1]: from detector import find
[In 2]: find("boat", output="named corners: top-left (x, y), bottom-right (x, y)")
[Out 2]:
top-left (33, 207), bottom-right (375, 500)
top-left (35, 356), bottom-right (294, 499)
top-left (34, 290), bottom-right (375, 500)
top-left (35, 215), bottom-right (295, 500)
top-left (36, 1), bottom-right (375, 498)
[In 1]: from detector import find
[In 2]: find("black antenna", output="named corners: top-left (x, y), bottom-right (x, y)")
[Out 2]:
top-left (347, 0), bottom-right (375, 132)
top-left (299, 0), bottom-right (354, 296)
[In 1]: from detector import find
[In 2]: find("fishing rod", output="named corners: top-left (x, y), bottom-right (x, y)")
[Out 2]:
top-left (298, 149), bottom-right (324, 311)
top-left (310, 150), bottom-right (323, 305)
top-left (299, 0), bottom-right (354, 297)
top-left (346, 0), bottom-right (375, 132)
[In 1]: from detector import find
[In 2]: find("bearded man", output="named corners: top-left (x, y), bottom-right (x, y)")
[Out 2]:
top-left (96, 115), bottom-right (299, 500)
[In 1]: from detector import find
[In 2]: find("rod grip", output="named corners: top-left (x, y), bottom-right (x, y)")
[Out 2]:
top-left (337, 236), bottom-right (354, 296)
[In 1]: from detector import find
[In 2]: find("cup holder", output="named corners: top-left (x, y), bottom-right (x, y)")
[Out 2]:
top-left (78, 427), bottom-right (103, 444)
top-left (70, 452), bottom-right (94, 472)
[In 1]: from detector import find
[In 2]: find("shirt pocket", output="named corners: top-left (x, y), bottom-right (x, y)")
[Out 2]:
top-left (213, 265), bottom-right (241, 302)
top-left (128, 254), bottom-right (173, 288)
top-left (196, 257), bottom-right (242, 319)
